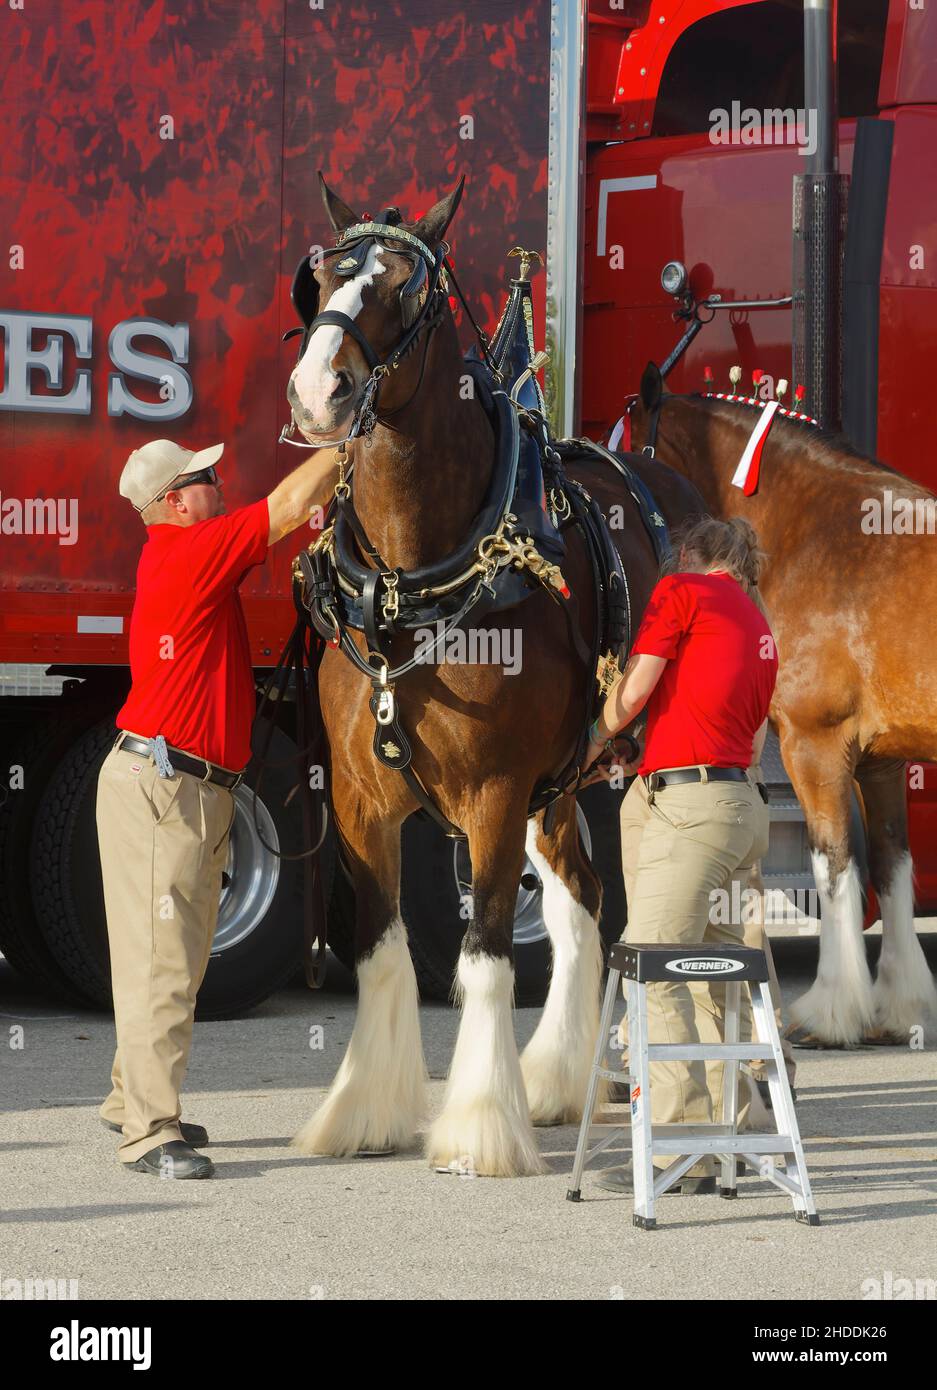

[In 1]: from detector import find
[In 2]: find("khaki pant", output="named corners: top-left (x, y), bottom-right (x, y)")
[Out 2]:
top-left (620, 766), bottom-right (770, 1175)
top-left (96, 739), bottom-right (235, 1162)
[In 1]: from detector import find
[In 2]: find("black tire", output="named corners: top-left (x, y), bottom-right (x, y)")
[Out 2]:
top-left (196, 724), bottom-right (314, 1018)
top-left (29, 718), bottom-right (115, 1006)
top-left (0, 707), bottom-right (104, 1002)
top-left (29, 718), bottom-right (313, 1019)
top-left (324, 840), bottom-right (356, 975)
top-left (397, 784), bottom-right (629, 1006)
top-left (578, 778), bottom-right (629, 948)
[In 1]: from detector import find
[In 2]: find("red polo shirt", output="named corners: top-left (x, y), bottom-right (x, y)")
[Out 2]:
top-left (116, 499), bottom-right (270, 771)
top-left (632, 570), bottom-right (777, 775)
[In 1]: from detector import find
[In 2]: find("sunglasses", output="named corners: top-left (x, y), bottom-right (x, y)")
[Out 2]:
top-left (158, 464), bottom-right (219, 499)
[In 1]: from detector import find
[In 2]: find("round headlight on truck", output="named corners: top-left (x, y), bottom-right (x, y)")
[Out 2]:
top-left (660, 260), bottom-right (688, 297)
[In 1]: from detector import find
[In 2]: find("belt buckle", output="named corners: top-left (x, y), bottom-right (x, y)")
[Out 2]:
top-left (647, 772), bottom-right (661, 793)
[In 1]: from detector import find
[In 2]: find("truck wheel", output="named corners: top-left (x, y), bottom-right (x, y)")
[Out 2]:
top-left (198, 725), bottom-right (324, 1018)
top-left (324, 842), bottom-right (356, 974)
top-left (30, 718), bottom-right (313, 1018)
top-left (397, 783), bottom-right (628, 1006)
top-left (0, 710), bottom-right (100, 1002)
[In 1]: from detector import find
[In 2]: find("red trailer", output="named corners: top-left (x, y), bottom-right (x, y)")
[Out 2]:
top-left (1, 0), bottom-right (932, 1013)
top-left (0, 0), bottom-right (580, 1015)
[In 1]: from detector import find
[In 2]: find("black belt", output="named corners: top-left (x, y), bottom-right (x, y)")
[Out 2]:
top-left (116, 733), bottom-right (244, 790)
top-left (646, 765), bottom-right (747, 791)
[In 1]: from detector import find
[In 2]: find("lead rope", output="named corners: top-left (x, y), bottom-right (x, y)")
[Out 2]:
top-left (444, 258), bottom-right (500, 375)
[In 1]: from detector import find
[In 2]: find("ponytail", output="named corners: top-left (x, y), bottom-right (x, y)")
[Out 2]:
top-left (662, 514), bottom-right (768, 614)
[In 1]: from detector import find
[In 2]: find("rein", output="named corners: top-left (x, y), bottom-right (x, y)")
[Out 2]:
top-left (249, 584), bottom-right (331, 989)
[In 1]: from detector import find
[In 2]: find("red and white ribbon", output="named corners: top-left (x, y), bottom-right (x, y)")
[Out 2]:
top-left (730, 398), bottom-right (780, 494)
top-left (608, 414), bottom-right (627, 452)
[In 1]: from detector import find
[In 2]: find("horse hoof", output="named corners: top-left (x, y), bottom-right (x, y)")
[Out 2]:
top-left (291, 1110), bottom-right (415, 1158)
top-left (861, 1028), bottom-right (906, 1046)
top-left (784, 1024), bottom-right (847, 1050)
top-left (522, 1061), bottom-right (607, 1128)
top-left (434, 1158), bottom-right (477, 1176)
top-left (426, 1104), bottom-right (547, 1178)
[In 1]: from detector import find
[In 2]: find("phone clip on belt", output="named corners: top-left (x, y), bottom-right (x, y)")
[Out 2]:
top-left (152, 734), bottom-right (176, 779)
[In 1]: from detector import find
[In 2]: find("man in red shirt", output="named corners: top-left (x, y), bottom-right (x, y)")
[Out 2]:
top-left (584, 516), bottom-right (778, 1195)
top-left (96, 437), bottom-right (338, 1178)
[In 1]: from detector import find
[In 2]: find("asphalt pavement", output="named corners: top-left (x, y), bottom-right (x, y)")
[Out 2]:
top-left (2, 930), bottom-right (936, 1302)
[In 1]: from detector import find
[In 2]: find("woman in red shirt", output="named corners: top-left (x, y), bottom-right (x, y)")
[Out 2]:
top-left (585, 516), bottom-right (778, 1195)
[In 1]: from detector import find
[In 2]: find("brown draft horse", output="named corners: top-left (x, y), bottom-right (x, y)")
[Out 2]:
top-left (628, 362), bottom-right (937, 1047)
top-left (285, 179), bottom-right (703, 1175)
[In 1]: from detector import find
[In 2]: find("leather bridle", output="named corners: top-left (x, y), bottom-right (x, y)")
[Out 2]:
top-left (279, 212), bottom-right (451, 450)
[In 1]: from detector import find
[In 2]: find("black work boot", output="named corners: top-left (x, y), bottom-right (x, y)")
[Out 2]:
top-left (596, 1160), bottom-right (715, 1195)
top-left (125, 1140), bottom-right (214, 1179)
top-left (103, 1117), bottom-right (209, 1146)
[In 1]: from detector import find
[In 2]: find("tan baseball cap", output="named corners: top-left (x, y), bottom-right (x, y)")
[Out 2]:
top-left (119, 439), bottom-right (225, 512)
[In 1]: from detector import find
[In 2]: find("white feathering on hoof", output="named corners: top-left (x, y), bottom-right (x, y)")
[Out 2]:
top-left (427, 953), bottom-right (546, 1177)
top-left (520, 821), bottom-right (604, 1124)
top-left (789, 853), bottom-right (875, 1045)
top-left (743, 1071), bottom-right (773, 1130)
top-left (292, 919), bottom-right (426, 1156)
top-left (872, 851), bottom-right (937, 1040)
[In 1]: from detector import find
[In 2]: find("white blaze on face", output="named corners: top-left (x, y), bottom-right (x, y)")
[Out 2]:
top-left (291, 243), bottom-right (389, 421)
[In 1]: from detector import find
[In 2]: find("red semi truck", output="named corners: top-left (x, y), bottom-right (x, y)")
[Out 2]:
top-left (1, 0), bottom-right (933, 1015)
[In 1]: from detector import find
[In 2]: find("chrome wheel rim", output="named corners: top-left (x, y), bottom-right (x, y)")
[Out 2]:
top-left (214, 787), bottom-right (281, 953)
top-left (452, 805), bottom-right (593, 947)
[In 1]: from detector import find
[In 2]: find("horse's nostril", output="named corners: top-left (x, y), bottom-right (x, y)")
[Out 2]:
top-left (332, 371), bottom-right (354, 402)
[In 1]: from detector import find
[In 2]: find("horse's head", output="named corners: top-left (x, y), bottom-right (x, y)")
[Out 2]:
top-left (286, 173), bottom-right (464, 443)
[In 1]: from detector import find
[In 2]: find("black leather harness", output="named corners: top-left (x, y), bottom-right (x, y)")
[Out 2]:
top-left (266, 214), bottom-right (674, 955)
top-left (294, 382), bottom-right (671, 840)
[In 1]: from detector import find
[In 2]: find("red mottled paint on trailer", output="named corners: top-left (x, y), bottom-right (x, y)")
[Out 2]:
top-left (0, 0), bottom-right (551, 664)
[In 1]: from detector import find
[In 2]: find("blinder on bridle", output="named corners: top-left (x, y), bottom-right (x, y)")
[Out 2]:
top-left (284, 206), bottom-right (441, 375)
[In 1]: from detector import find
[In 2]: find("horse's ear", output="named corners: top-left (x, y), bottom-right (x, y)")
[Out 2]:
top-left (410, 176), bottom-right (465, 247)
top-left (640, 361), bottom-right (663, 411)
top-left (318, 172), bottom-right (360, 234)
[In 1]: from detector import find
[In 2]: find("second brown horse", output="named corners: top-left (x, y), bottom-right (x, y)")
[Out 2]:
top-left (628, 363), bottom-right (937, 1048)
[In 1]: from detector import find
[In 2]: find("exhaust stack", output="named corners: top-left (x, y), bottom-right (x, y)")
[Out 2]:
top-left (793, 0), bottom-right (847, 430)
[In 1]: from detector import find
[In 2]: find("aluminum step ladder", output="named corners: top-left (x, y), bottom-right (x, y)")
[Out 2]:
top-left (567, 942), bottom-right (818, 1229)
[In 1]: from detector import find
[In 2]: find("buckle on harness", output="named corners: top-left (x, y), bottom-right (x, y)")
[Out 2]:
top-left (381, 570), bottom-right (400, 622)
top-left (549, 486), bottom-right (571, 522)
top-left (371, 662), bottom-right (395, 725)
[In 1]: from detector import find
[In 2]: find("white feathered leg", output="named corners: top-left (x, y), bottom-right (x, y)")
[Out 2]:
top-left (292, 919), bottom-right (426, 1155)
top-left (427, 952), bottom-right (546, 1177)
top-left (520, 821), bottom-right (604, 1124)
top-left (788, 852), bottom-right (875, 1044)
top-left (872, 850), bottom-right (937, 1040)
